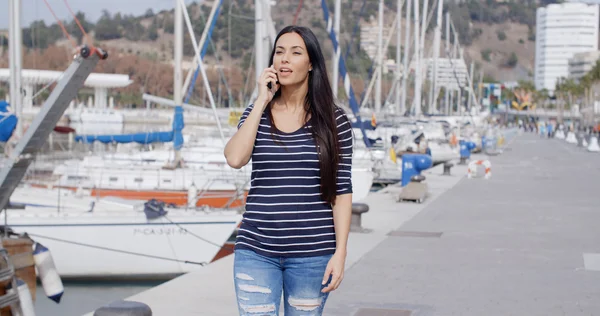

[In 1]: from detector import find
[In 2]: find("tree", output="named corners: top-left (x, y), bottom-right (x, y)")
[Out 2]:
top-left (68, 12), bottom-right (94, 44)
top-left (146, 23), bottom-right (159, 41)
top-left (506, 52), bottom-right (518, 68)
top-left (144, 9), bottom-right (154, 18)
top-left (95, 11), bottom-right (121, 40)
top-left (496, 30), bottom-right (507, 41)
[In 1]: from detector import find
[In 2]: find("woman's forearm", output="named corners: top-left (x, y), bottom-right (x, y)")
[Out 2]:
top-left (332, 193), bottom-right (353, 254)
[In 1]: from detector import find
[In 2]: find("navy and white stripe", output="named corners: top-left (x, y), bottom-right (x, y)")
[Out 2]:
top-left (235, 104), bottom-right (353, 258)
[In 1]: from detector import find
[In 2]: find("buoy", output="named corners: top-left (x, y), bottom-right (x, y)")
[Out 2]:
top-left (566, 132), bottom-right (577, 144)
top-left (7, 278), bottom-right (36, 316)
top-left (33, 242), bottom-right (64, 303)
top-left (187, 182), bottom-right (198, 208)
top-left (588, 136), bottom-right (600, 152)
top-left (467, 160), bottom-right (492, 179)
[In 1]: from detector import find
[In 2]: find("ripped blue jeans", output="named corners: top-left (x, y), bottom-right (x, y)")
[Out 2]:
top-left (233, 249), bottom-right (333, 315)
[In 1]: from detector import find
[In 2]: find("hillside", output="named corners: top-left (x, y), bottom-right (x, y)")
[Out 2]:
top-left (0, 0), bottom-right (565, 107)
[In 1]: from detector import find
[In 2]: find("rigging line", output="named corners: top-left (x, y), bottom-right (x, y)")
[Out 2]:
top-left (161, 214), bottom-right (230, 249)
top-left (62, 0), bottom-right (90, 45)
top-left (41, 0), bottom-right (77, 48)
top-left (26, 232), bottom-right (207, 265)
top-left (292, 0), bottom-right (304, 25)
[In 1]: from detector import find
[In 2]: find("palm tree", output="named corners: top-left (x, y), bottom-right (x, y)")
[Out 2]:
top-left (580, 60), bottom-right (600, 126)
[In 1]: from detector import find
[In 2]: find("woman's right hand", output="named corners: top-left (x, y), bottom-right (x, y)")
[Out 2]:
top-left (256, 65), bottom-right (279, 108)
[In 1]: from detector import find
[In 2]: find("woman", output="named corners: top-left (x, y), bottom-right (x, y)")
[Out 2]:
top-left (224, 25), bottom-right (353, 315)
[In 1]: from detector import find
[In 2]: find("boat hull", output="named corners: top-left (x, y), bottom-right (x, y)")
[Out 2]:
top-left (6, 211), bottom-right (242, 280)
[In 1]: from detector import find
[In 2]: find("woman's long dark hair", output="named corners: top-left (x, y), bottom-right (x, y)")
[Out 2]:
top-left (267, 25), bottom-right (343, 205)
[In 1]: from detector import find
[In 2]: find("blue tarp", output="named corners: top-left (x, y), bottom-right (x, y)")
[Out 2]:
top-left (75, 131), bottom-right (174, 144)
top-left (0, 100), bottom-right (17, 142)
top-left (75, 106), bottom-right (185, 146)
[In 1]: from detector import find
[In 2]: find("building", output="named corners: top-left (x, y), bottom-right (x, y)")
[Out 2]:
top-left (534, 2), bottom-right (599, 93)
top-left (360, 20), bottom-right (391, 62)
top-left (426, 58), bottom-right (468, 90)
top-left (359, 20), bottom-right (399, 74)
top-left (568, 51), bottom-right (600, 80)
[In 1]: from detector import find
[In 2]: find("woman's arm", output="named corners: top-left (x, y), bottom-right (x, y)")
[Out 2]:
top-left (224, 99), bottom-right (267, 169)
top-left (224, 66), bottom-right (279, 169)
top-left (331, 193), bottom-right (352, 254)
top-left (322, 108), bottom-right (354, 293)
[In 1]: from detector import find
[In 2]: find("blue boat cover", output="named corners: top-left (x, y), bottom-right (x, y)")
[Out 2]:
top-left (0, 100), bottom-right (17, 142)
top-left (75, 106), bottom-right (185, 146)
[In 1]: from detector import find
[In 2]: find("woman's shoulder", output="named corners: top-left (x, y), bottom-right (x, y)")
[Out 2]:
top-left (333, 106), bottom-right (351, 126)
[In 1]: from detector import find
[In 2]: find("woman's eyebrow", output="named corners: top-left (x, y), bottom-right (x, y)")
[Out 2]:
top-left (276, 46), bottom-right (305, 50)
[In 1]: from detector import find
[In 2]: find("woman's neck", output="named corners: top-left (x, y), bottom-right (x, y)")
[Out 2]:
top-left (276, 81), bottom-right (308, 112)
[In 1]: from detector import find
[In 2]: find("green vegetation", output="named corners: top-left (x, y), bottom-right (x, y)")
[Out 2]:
top-left (481, 49), bottom-right (492, 62)
top-left (496, 30), bottom-right (506, 41)
top-left (506, 52), bottom-right (518, 68)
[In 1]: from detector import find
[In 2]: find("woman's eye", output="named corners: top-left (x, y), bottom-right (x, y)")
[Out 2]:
top-left (275, 51), bottom-right (283, 54)
top-left (293, 52), bottom-right (301, 55)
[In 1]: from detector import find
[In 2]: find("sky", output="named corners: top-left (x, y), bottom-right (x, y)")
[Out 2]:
top-left (2, 0), bottom-right (600, 29)
top-left (0, 0), bottom-right (198, 29)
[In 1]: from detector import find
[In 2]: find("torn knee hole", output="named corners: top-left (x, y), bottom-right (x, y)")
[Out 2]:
top-left (235, 273), bottom-right (254, 281)
top-left (240, 303), bottom-right (276, 314)
top-left (288, 297), bottom-right (322, 311)
top-left (238, 284), bottom-right (272, 294)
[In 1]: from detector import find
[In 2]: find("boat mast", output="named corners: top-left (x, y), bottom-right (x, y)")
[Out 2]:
top-left (174, 0), bottom-right (183, 166)
top-left (395, 0), bottom-right (403, 115)
top-left (8, 0), bottom-right (23, 137)
top-left (400, 0), bottom-right (412, 116)
top-left (375, 0), bottom-right (383, 113)
top-left (412, 0), bottom-right (421, 116)
top-left (430, 0), bottom-right (443, 114)
top-left (332, 0), bottom-right (341, 99)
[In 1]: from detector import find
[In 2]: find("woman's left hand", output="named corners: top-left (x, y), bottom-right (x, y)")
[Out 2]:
top-left (321, 251), bottom-right (346, 293)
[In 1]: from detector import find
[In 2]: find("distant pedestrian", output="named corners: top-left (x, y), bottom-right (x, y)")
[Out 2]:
top-left (224, 25), bottom-right (353, 315)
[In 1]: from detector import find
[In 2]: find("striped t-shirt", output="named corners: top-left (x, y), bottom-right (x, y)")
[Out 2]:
top-left (234, 104), bottom-right (353, 258)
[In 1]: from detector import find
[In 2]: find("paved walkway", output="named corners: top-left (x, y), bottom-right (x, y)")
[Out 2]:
top-left (326, 134), bottom-right (600, 315)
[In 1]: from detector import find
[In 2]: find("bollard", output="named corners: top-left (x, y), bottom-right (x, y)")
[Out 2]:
top-left (94, 300), bottom-right (152, 316)
top-left (401, 154), bottom-right (432, 187)
top-left (350, 203), bottom-right (370, 233)
top-left (442, 162), bottom-right (454, 176)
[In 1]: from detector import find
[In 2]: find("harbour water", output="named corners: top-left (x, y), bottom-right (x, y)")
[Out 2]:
top-left (35, 281), bottom-right (162, 316)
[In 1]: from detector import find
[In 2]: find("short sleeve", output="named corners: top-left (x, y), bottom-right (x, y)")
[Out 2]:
top-left (237, 104), bottom-right (255, 129)
top-left (335, 107), bottom-right (353, 195)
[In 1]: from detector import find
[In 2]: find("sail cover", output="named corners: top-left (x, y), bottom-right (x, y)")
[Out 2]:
top-left (0, 101), bottom-right (17, 142)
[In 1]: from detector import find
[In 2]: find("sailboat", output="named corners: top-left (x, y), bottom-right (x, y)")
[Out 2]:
top-left (7, 185), bottom-right (242, 279)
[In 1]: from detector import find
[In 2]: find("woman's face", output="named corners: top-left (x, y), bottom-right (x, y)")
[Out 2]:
top-left (273, 32), bottom-right (312, 87)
